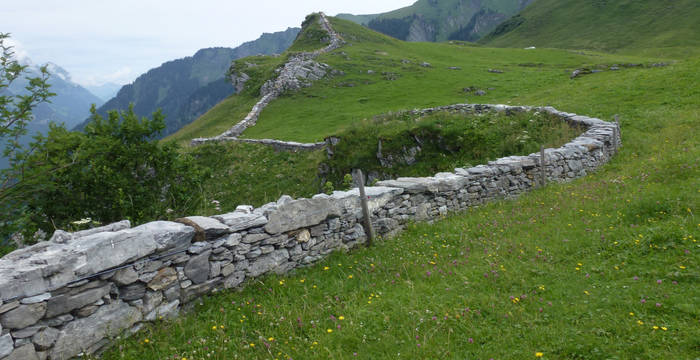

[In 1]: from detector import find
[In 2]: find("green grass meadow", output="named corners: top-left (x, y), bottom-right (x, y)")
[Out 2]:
top-left (100, 16), bottom-right (699, 360)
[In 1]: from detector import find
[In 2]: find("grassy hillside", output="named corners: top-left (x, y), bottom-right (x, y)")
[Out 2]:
top-left (480, 0), bottom-right (700, 57)
top-left (100, 12), bottom-right (699, 359)
top-left (339, 0), bottom-right (533, 42)
top-left (174, 16), bottom-right (648, 145)
top-left (100, 57), bottom-right (699, 359)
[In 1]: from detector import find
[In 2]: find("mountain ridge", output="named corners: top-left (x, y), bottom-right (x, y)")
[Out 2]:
top-left (480, 0), bottom-right (700, 56)
top-left (75, 27), bottom-right (300, 137)
top-left (337, 0), bottom-right (534, 42)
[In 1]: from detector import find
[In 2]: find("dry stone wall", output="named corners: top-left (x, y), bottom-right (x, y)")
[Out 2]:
top-left (192, 12), bottom-right (345, 147)
top-left (0, 104), bottom-right (620, 359)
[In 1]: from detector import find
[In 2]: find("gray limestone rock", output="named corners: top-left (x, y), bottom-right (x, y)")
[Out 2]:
top-left (0, 334), bottom-right (13, 358)
top-left (70, 229), bottom-right (157, 277)
top-left (74, 305), bottom-right (99, 318)
top-left (213, 212), bottom-right (268, 232)
top-left (141, 291), bottom-right (163, 315)
top-left (20, 293), bottom-right (51, 305)
top-left (147, 267), bottom-right (178, 291)
top-left (0, 242), bottom-right (85, 301)
top-left (49, 220), bottom-right (131, 244)
top-left (209, 262), bottom-right (221, 278)
top-left (187, 242), bottom-right (212, 255)
top-left (46, 283), bottom-right (110, 318)
top-left (0, 301), bottom-right (19, 314)
top-left (224, 272), bottom-right (245, 289)
top-left (133, 221), bottom-right (195, 252)
top-left (376, 177), bottom-right (439, 194)
top-left (248, 249), bottom-right (290, 277)
top-left (111, 266), bottom-right (138, 286)
top-left (220, 264), bottom-right (236, 277)
top-left (11, 325), bottom-right (44, 338)
top-left (145, 300), bottom-right (180, 321)
top-left (184, 251), bottom-right (211, 285)
top-left (42, 314), bottom-right (73, 327)
top-left (163, 285), bottom-right (180, 302)
top-left (0, 302), bottom-right (46, 329)
top-left (222, 233), bottom-right (242, 248)
top-left (4, 344), bottom-right (39, 360)
top-left (181, 278), bottom-right (222, 304)
top-left (184, 216), bottom-right (230, 240)
top-left (265, 198), bottom-right (339, 234)
top-left (50, 301), bottom-right (142, 360)
top-left (118, 283), bottom-right (146, 302)
top-left (32, 327), bottom-right (59, 351)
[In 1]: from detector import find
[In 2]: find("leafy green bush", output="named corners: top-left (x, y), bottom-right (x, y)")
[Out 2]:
top-left (4, 105), bottom-right (205, 240)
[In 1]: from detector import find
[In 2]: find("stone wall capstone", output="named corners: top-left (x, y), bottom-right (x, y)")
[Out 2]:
top-left (0, 104), bottom-right (620, 359)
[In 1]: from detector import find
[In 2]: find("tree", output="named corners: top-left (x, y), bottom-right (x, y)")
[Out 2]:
top-left (1, 33), bottom-right (54, 196)
top-left (0, 33), bottom-right (204, 246)
top-left (15, 105), bottom-right (206, 236)
top-left (0, 33), bottom-right (54, 247)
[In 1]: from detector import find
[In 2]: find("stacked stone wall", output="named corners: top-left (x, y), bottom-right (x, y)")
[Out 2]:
top-left (0, 104), bottom-right (619, 359)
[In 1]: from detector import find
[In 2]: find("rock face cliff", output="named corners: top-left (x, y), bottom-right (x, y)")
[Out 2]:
top-left (340, 0), bottom-right (534, 42)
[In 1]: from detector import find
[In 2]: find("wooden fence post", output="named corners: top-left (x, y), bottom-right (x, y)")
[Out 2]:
top-left (539, 145), bottom-right (547, 187)
top-left (354, 169), bottom-right (375, 247)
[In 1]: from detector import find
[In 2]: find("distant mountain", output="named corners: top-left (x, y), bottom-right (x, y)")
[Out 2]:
top-left (479, 0), bottom-right (700, 54)
top-left (1, 61), bottom-right (103, 169)
top-left (77, 27), bottom-right (300, 137)
top-left (337, 0), bottom-right (533, 42)
top-left (86, 82), bottom-right (121, 102)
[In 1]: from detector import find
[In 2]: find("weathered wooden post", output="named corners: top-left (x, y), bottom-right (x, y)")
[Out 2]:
top-left (539, 145), bottom-right (547, 187)
top-left (354, 169), bottom-right (375, 247)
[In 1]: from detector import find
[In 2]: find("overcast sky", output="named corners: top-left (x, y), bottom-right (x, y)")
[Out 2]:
top-left (4, 0), bottom-right (415, 87)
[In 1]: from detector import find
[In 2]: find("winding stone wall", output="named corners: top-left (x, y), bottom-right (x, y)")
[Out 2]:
top-left (0, 104), bottom-right (619, 359)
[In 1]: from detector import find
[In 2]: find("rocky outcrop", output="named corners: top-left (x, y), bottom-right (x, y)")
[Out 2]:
top-left (0, 104), bottom-right (620, 359)
top-left (192, 12), bottom-right (345, 147)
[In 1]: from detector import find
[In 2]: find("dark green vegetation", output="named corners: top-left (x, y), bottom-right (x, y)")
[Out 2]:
top-left (3, 107), bottom-right (203, 241)
top-left (480, 0), bottom-right (700, 57)
top-left (187, 142), bottom-right (322, 215)
top-left (98, 9), bottom-right (699, 359)
top-left (338, 0), bottom-right (533, 42)
top-left (323, 109), bottom-right (580, 185)
top-left (75, 28), bottom-right (300, 138)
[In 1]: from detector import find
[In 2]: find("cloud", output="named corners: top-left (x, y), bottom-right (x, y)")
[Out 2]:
top-left (75, 67), bottom-right (134, 87)
top-left (3, 37), bottom-right (31, 65)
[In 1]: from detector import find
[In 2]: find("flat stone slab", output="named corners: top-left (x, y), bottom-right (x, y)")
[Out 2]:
top-left (50, 301), bottom-right (142, 360)
top-left (264, 198), bottom-right (339, 234)
top-left (0, 243), bottom-right (85, 301)
top-left (376, 177), bottom-right (440, 194)
top-left (183, 216), bottom-right (231, 240)
top-left (329, 186), bottom-right (404, 214)
top-left (213, 212), bottom-right (268, 232)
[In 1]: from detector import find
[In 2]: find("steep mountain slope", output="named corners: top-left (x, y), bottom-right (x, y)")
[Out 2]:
top-left (480, 0), bottom-right (700, 56)
top-left (76, 27), bottom-right (300, 137)
top-left (85, 82), bottom-right (121, 102)
top-left (338, 0), bottom-right (533, 42)
top-left (10, 62), bottom-right (103, 127)
top-left (1, 62), bottom-right (103, 168)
